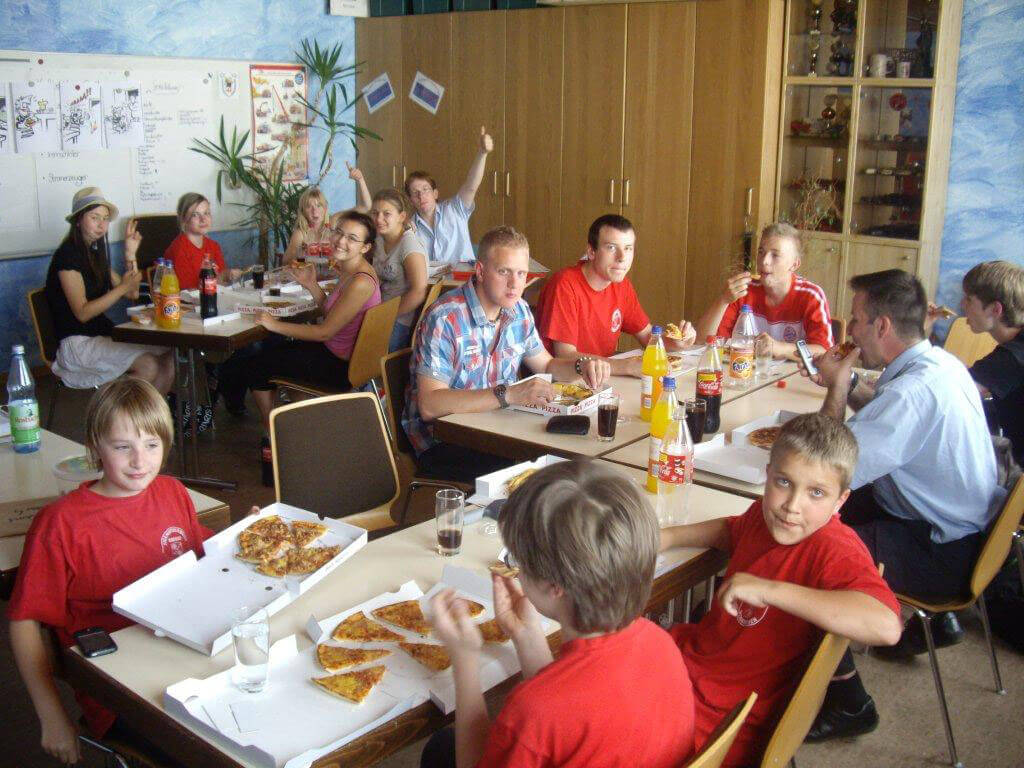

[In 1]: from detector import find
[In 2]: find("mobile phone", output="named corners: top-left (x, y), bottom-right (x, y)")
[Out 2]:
top-left (795, 340), bottom-right (818, 376)
top-left (73, 627), bottom-right (118, 658)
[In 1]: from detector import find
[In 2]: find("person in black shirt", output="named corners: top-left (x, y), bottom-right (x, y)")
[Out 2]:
top-left (45, 187), bottom-right (174, 392)
top-left (960, 260), bottom-right (1024, 463)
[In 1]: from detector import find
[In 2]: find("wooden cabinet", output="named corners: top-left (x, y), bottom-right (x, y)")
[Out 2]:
top-left (401, 14), bottom-right (454, 191)
top-left (354, 17), bottom-right (403, 191)
top-left (800, 234), bottom-right (844, 308)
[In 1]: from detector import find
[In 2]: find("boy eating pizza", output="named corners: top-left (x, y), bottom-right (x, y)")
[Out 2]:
top-left (423, 460), bottom-right (695, 768)
top-left (661, 413), bottom-right (902, 766)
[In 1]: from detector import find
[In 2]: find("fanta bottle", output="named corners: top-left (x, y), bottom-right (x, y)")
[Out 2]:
top-left (157, 261), bottom-right (181, 329)
top-left (647, 376), bottom-right (677, 493)
top-left (640, 326), bottom-right (669, 421)
top-left (727, 305), bottom-right (756, 389)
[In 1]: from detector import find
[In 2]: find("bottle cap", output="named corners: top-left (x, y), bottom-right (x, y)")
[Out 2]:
top-left (740, 304), bottom-right (752, 312)
top-left (12, 344), bottom-right (24, 355)
top-left (705, 335), bottom-right (715, 344)
top-left (652, 325), bottom-right (663, 335)
top-left (662, 376), bottom-right (676, 389)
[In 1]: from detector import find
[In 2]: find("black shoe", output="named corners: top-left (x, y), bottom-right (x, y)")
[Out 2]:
top-left (875, 611), bottom-right (964, 660)
top-left (805, 699), bottom-right (879, 742)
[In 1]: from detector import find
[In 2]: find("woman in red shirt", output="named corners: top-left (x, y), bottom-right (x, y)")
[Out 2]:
top-left (163, 192), bottom-right (241, 290)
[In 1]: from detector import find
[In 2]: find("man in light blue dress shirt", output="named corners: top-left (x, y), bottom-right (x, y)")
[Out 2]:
top-left (405, 126), bottom-right (493, 266)
top-left (801, 269), bottom-right (1005, 743)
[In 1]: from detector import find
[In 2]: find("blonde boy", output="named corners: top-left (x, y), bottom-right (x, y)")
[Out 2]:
top-left (426, 460), bottom-right (695, 768)
top-left (662, 413), bottom-right (901, 767)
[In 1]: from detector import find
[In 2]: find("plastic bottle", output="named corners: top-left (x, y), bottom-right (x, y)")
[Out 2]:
top-left (640, 325), bottom-right (669, 422)
top-left (199, 255), bottom-right (218, 319)
top-left (157, 260), bottom-right (181, 329)
top-left (695, 335), bottom-right (724, 434)
top-left (727, 305), bottom-right (757, 389)
top-left (7, 344), bottom-right (41, 453)
top-left (151, 258), bottom-right (165, 302)
top-left (656, 405), bottom-right (694, 526)
top-left (646, 376), bottom-right (677, 493)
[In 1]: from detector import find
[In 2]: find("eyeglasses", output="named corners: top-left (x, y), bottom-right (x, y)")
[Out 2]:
top-left (332, 231), bottom-right (366, 244)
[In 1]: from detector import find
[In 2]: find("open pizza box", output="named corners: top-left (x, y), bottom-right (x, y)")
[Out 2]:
top-left (509, 373), bottom-right (610, 417)
top-left (114, 504), bottom-right (367, 656)
top-left (693, 434), bottom-right (770, 485)
top-left (731, 410), bottom-right (802, 452)
top-left (468, 454), bottom-right (568, 506)
top-left (236, 295), bottom-right (318, 318)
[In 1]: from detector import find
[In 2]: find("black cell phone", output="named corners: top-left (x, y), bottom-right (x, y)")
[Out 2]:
top-left (73, 627), bottom-right (118, 658)
top-left (795, 340), bottom-right (818, 376)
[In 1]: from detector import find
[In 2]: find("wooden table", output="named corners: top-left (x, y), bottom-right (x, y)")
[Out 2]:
top-left (433, 362), bottom-right (797, 462)
top-left (602, 372), bottom-right (833, 498)
top-left (62, 463), bottom-right (749, 768)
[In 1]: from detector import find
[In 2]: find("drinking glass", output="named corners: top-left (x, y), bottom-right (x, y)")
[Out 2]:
top-left (252, 264), bottom-right (265, 290)
top-left (436, 489), bottom-right (465, 556)
top-left (684, 398), bottom-right (707, 444)
top-left (755, 336), bottom-right (773, 380)
top-left (231, 607), bottom-right (269, 693)
top-left (597, 392), bottom-right (620, 441)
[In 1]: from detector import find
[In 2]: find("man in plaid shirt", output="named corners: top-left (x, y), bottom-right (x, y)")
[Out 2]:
top-left (403, 226), bottom-right (611, 482)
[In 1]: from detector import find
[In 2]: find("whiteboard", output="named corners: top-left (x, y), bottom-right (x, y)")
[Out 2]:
top-left (0, 49), bottom-right (293, 260)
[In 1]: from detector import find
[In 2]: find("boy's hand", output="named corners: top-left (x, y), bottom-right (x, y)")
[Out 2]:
top-left (346, 161), bottom-right (364, 183)
top-left (579, 358), bottom-right (611, 391)
top-left (40, 709), bottom-right (80, 765)
top-left (493, 573), bottom-right (542, 641)
top-left (721, 271), bottom-right (752, 304)
top-left (247, 505), bottom-right (261, 517)
top-left (479, 125), bottom-right (494, 154)
top-left (430, 590), bottom-right (483, 661)
top-left (717, 572), bottom-right (773, 616)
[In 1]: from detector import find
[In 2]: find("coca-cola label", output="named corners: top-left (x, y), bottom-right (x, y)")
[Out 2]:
top-left (202, 275), bottom-right (217, 294)
top-left (696, 370), bottom-right (722, 397)
top-left (658, 451), bottom-right (690, 484)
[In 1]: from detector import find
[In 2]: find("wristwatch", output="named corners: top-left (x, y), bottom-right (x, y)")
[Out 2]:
top-left (849, 371), bottom-right (860, 391)
top-left (493, 384), bottom-right (509, 409)
top-left (575, 356), bottom-right (593, 376)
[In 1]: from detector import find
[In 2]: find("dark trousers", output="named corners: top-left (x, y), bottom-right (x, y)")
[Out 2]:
top-left (420, 726), bottom-right (457, 768)
top-left (244, 336), bottom-right (351, 393)
top-left (416, 442), bottom-right (513, 485)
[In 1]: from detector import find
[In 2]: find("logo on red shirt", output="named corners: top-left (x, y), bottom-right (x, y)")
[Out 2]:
top-left (734, 601), bottom-right (769, 627)
top-left (783, 326), bottom-right (798, 342)
top-left (610, 308), bottom-right (623, 333)
top-left (160, 526), bottom-right (189, 557)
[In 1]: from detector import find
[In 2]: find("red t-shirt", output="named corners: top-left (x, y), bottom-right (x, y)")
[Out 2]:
top-left (8, 475), bottom-right (211, 736)
top-left (670, 501), bottom-right (898, 767)
top-left (535, 262), bottom-right (650, 357)
top-left (477, 618), bottom-right (694, 768)
top-left (716, 276), bottom-right (833, 348)
top-left (164, 233), bottom-right (226, 290)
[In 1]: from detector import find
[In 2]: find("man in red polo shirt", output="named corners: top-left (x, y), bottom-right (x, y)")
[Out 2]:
top-left (535, 214), bottom-right (696, 377)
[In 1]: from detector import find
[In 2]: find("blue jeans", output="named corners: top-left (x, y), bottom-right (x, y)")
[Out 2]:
top-left (388, 321), bottom-right (413, 353)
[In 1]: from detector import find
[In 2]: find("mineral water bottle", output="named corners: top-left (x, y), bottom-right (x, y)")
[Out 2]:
top-left (157, 260), bottom-right (181, 329)
top-left (647, 376), bottom-right (677, 493)
top-left (640, 326), bottom-right (669, 422)
top-left (728, 305), bottom-right (757, 390)
top-left (656, 406), bottom-right (694, 526)
top-left (7, 345), bottom-right (41, 453)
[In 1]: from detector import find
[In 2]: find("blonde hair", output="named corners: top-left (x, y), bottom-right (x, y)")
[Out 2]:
top-left (769, 413), bottom-right (859, 490)
top-left (85, 378), bottom-right (174, 467)
top-left (296, 186), bottom-right (331, 240)
top-left (176, 192), bottom-right (209, 231)
top-left (962, 260), bottom-right (1024, 328)
top-left (499, 460), bottom-right (659, 633)
top-left (478, 225), bottom-right (530, 264)
top-left (760, 221), bottom-right (804, 261)
top-left (371, 187), bottom-right (414, 224)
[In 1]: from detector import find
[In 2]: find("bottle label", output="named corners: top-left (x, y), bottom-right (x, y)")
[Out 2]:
top-left (10, 401), bottom-right (41, 446)
top-left (696, 370), bottom-right (723, 397)
top-left (641, 375), bottom-right (653, 410)
top-left (202, 275), bottom-right (217, 295)
top-left (161, 295), bottom-right (181, 320)
top-left (647, 437), bottom-right (663, 485)
top-left (658, 451), bottom-right (690, 484)
top-left (730, 352), bottom-right (754, 379)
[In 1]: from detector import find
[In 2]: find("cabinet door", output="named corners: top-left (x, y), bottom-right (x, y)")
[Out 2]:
top-left (622, 2), bottom-right (696, 332)
top-left (840, 240), bottom-right (917, 316)
top-left (559, 4), bottom-right (627, 270)
top-left (505, 7), bottom-right (564, 268)
top-left (799, 235), bottom-right (843, 311)
top-left (402, 14), bottom-right (454, 193)
top-left (355, 18), bottom-right (404, 192)
top-left (451, 11), bottom-right (506, 242)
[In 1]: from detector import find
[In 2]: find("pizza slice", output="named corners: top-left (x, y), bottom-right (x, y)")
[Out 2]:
top-left (290, 520), bottom-right (328, 548)
top-left (477, 618), bottom-right (510, 644)
top-left (246, 514), bottom-right (291, 541)
top-left (331, 612), bottom-right (404, 643)
top-left (663, 322), bottom-right (683, 340)
top-left (311, 665), bottom-right (386, 703)
top-left (256, 554), bottom-right (290, 578)
top-left (316, 644), bottom-right (391, 673)
top-left (398, 642), bottom-right (451, 671)
top-left (286, 545), bottom-right (342, 575)
top-left (372, 600), bottom-right (433, 635)
top-left (747, 425), bottom-right (783, 450)
top-left (236, 530), bottom-right (292, 563)
top-left (489, 562), bottom-right (520, 579)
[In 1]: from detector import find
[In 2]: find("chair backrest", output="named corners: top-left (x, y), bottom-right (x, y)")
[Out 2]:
top-left (830, 317), bottom-right (847, 346)
top-left (381, 348), bottom-right (416, 458)
top-left (685, 692), bottom-right (757, 768)
top-left (759, 631), bottom-right (851, 768)
top-left (944, 317), bottom-right (997, 367)
top-left (970, 475), bottom-right (1024, 599)
top-left (413, 280), bottom-right (445, 346)
top-left (27, 288), bottom-right (59, 365)
top-left (348, 296), bottom-right (401, 389)
top-left (269, 392), bottom-right (400, 517)
top-left (131, 214), bottom-right (179, 273)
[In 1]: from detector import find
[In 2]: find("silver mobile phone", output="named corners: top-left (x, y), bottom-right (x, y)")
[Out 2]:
top-left (796, 340), bottom-right (818, 376)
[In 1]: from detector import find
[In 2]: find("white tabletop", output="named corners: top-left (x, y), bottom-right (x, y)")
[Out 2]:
top-left (77, 462), bottom-right (750, 767)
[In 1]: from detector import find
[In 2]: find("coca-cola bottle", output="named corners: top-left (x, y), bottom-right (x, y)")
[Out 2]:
top-left (199, 255), bottom-right (218, 319)
top-left (695, 336), bottom-right (723, 434)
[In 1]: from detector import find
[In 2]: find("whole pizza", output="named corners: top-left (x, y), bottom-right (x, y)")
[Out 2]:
top-left (747, 425), bottom-right (782, 450)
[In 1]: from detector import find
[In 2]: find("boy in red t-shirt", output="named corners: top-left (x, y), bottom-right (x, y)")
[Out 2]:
top-left (423, 460), bottom-right (695, 768)
top-left (662, 413), bottom-right (901, 767)
top-left (163, 192), bottom-right (240, 290)
top-left (8, 378), bottom-right (217, 765)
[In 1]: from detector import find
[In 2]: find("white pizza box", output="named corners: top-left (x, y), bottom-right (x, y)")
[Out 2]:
top-left (693, 434), bottom-right (768, 485)
top-left (127, 303), bottom-right (241, 326)
top-left (113, 504), bottom-right (367, 656)
top-left (164, 581), bottom-right (427, 768)
top-left (731, 410), bottom-right (803, 451)
top-left (236, 296), bottom-right (318, 318)
top-left (468, 454), bottom-right (568, 506)
top-left (508, 374), bottom-right (610, 417)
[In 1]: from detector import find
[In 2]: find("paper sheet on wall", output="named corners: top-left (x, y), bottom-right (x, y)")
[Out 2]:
top-left (361, 72), bottom-right (395, 115)
top-left (218, 72), bottom-right (239, 101)
top-left (103, 81), bottom-right (144, 150)
top-left (408, 71), bottom-right (444, 115)
top-left (0, 84), bottom-right (12, 155)
top-left (60, 80), bottom-right (103, 151)
top-left (249, 64), bottom-right (308, 183)
top-left (0, 154), bottom-right (39, 228)
top-left (12, 81), bottom-right (60, 153)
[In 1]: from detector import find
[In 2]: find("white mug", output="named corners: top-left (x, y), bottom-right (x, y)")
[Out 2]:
top-left (869, 53), bottom-right (895, 78)
top-left (896, 60), bottom-right (912, 78)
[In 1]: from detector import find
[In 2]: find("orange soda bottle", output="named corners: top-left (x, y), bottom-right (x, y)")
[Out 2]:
top-left (640, 325), bottom-right (669, 421)
top-left (156, 261), bottom-right (181, 329)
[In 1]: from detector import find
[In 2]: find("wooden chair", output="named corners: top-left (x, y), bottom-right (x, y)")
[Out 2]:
top-left (894, 475), bottom-right (1024, 768)
top-left (268, 392), bottom-right (399, 535)
top-left (27, 288), bottom-right (97, 428)
top-left (381, 348), bottom-right (471, 525)
top-left (131, 213), bottom-right (179, 274)
top-left (412, 280), bottom-right (445, 345)
top-left (829, 317), bottom-right (847, 346)
top-left (759, 631), bottom-right (852, 768)
top-left (943, 317), bottom-right (997, 367)
top-left (684, 692), bottom-right (757, 768)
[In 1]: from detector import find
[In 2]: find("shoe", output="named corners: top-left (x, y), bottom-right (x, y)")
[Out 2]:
top-left (875, 611), bottom-right (964, 660)
top-left (805, 698), bottom-right (879, 742)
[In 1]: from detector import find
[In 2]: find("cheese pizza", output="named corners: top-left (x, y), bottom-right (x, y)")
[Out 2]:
top-left (311, 665), bottom-right (386, 703)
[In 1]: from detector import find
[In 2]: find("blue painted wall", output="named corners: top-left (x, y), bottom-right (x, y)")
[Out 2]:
top-left (0, 0), bottom-right (358, 366)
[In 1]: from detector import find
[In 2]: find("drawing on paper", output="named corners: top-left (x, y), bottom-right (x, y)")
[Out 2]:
top-left (60, 82), bottom-right (104, 150)
top-left (11, 81), bottom-right (61, 153)
top-left (103, 83), bottom-right (144, 150)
